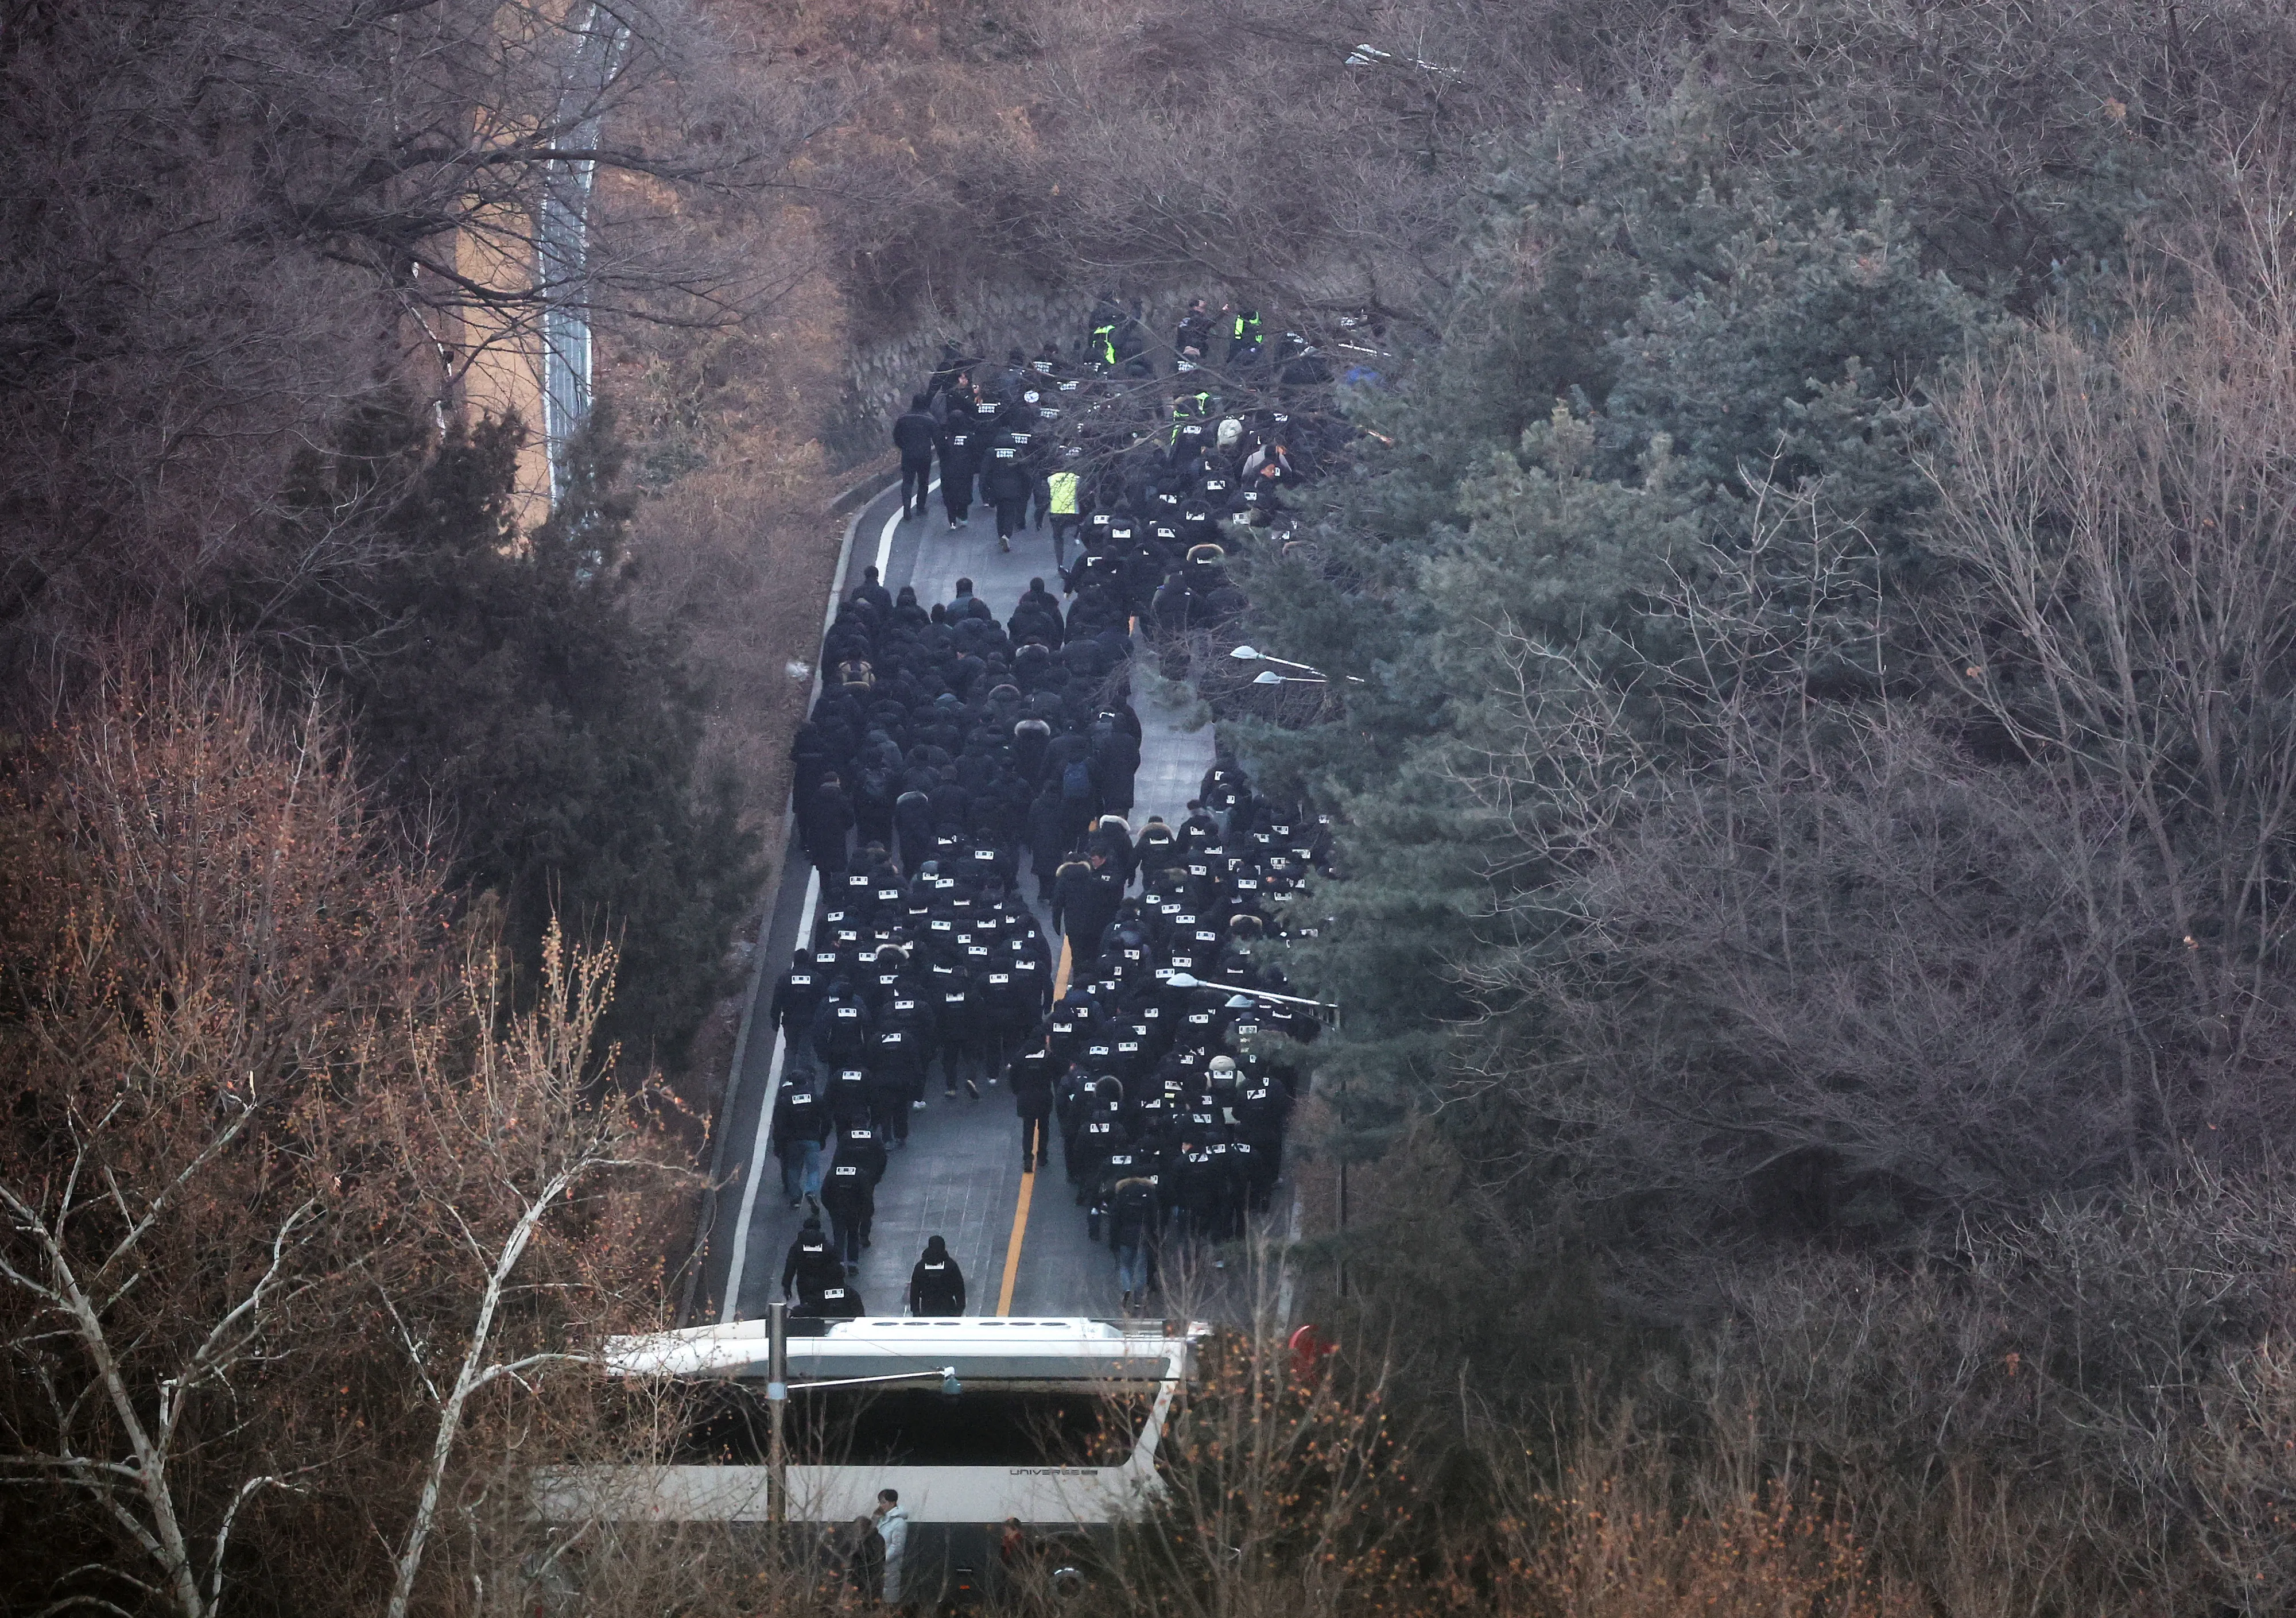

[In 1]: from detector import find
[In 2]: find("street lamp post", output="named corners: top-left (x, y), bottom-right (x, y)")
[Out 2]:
top-left (767, 1300), bottom-right (788, 1524)
top-left (1229, 645), bottom-right (1366, 683)
top-left (1163, 972), bottom-right (1340, 1027)
top-left (764, 1299), bottom-right (958, 1525)
top-left (1166, 974), bottom-right (1349, 1291)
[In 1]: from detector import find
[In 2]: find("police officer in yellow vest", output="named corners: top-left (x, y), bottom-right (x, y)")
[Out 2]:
top-left (1046, 447), bottom-right (1084, 567)
top-left (1225, 306), bottom-right (1263, 367)
top-left (1170, 383), bottom-right (1213, 445)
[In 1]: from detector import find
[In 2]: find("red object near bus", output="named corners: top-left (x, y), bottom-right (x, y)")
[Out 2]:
top-left (1289, 1323), bottom-right (1337, 1385)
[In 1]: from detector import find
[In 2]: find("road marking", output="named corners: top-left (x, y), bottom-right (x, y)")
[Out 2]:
top-left (996, 1168), bottom-right (1035, 1316)
top-left (994, 937), bottom-right (1071, 1316)
top-left (874, 479), bottom-right (936, 576)
top-left (723, 865), bottom-right (821, 1318)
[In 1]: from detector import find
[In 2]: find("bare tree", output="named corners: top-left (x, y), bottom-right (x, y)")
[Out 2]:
top-left (0, 645), bottom-right (677, 1618)
top-left (1927, 187), bottom-right (2296, 1148)
top-left (0, 0), bottom-right (831, 696)
top-left (0, 647), bottom-right (434, 1617)
top-left (369, 923), bottom-right (681, 1618)
top-left (1094, 1252), bottom-right (1413, 1618)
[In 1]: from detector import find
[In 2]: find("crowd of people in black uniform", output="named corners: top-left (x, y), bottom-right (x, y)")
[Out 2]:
top-left (887, 295), bottom-right (1350, 583)
top-left (765, 299), bottom-right (1343, 1318)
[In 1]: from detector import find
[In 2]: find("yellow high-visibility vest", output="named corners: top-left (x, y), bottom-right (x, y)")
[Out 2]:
top-left (1048, 472), bottom-right (1080, 515)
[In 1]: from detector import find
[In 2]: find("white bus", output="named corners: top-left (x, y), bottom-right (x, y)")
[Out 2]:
top-left (538, 1316), bottom-right (1205, 1599)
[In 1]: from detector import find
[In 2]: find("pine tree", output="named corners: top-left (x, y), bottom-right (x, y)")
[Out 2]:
top-left (211, 397), bottom-right (762, 1067)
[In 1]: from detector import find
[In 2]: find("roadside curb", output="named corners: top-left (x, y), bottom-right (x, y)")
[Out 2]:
top-left (675, 470), bottom-right (899, 1326)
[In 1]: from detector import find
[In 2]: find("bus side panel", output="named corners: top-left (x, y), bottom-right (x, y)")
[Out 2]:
top-left (789, 1464), bottom-right (1145, 1524)
top-left (538, 1464), bottom-right (1151, 1527)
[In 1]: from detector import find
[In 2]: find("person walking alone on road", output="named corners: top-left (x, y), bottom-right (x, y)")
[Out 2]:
top-left (1009, 1042), bottom-right (1056, 1172)
top-left (907, 1234), bottom-right (967, 1315)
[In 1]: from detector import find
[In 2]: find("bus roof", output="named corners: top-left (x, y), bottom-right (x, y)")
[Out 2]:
top-left (605, 1316), bottom-right (1205, 1383)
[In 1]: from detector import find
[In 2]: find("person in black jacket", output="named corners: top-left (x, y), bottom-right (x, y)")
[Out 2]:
top-left (770, 1079), bottom-right (832, 1208)
top-left (928, 341), bottom-right (975, 401)
top-left (1053, 853), bottom-right (1124, 975)
top-left (893, 786), bottom-right (937, 877)
top-left (938, 418), bottom-right (980, 528)
top-left (781, 1216), bottom-right (844, 1308)
top-left (769, 951), bottom-right (826, 1078)
top-left (1176, 298), bottom-right (1213, 359)
top-left (837, 1121), bottom-right (889, 1190)
top-left (894, 393), bottom-right (938, 519)
top-left (821, 1159), bottom-right (874, 1273)
top-left (810, 984), bottom-right (871, 1071)
top-left (1109, 1174), bottom-right (1159, 1310)
top-left (907, 1235), bottom-right (967, 1315)
top-left (1089, 723), bottom-right (1142, 821)
top-left (1009, 1042), bottom-right (1056, 1171)
top-left (851, 564), bottom-right (893, 618)
top-left (800, 775), bottom-right (855, 877)
top-left (981, 444), bottom-right (1033, 552)
top-left (1012, 717), bottom-right (1053, 786)
top-left (1027, 787), bottom-right (1070, 904)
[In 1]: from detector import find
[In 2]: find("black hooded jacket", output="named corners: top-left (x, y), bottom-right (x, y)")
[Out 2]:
top-left (907, 1238), bottom-right (967, 1315)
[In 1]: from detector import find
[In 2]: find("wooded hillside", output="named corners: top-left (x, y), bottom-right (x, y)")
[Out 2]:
top-left (8, 0), bottom-right (2296, 1612)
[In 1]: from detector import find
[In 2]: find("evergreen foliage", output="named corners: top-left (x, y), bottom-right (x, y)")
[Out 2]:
top-left (211, 398), bottom-right (762, 1066)
top-left (1256, 110), bottom-right (2296, 1553)
top-left (1242, 117), bottom-right (1995, 1197)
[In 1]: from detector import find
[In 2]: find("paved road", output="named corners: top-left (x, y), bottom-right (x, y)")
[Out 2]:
top-left (687, 481), bottom-right (1220, 1325)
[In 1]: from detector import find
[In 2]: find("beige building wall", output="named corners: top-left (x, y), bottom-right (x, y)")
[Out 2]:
top-left (435, 0), bottom-right (616, 537)
top-left (452, 204), bottom-right (556, 536)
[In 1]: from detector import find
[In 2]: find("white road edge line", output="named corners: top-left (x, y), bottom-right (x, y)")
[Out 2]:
top-left (674, 475), bottom-right (890, 1326)
top-left (722, 866), bottom-right (821, 1320)
top-left (723, 485), bottom-right (917, 1313)
top-left (874, 478), bottom-right (934, 576)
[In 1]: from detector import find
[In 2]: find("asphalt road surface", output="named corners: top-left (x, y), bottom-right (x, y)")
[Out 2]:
top-left (688, 479), bottom-right (1224, 1326)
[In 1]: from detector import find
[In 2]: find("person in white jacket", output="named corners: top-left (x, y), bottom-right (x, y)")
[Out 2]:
top-left (874, 1488), bottom-right (911, 1605)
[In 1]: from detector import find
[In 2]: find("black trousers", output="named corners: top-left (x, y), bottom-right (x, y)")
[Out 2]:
top-left (829, 1209), bottom-right (864, 1265)
top-left (1019, 1112), bottom-right (1049, 1166)
top-left (995, 497), bottom-right (1029, 539)
top-left (941, 469), bottom-right (973, 520)
top-left (900, 455), bottom-right (934, 514)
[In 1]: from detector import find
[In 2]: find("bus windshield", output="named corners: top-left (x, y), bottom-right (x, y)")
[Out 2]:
top-left (672, 1384), bottom-right (1150, 1468)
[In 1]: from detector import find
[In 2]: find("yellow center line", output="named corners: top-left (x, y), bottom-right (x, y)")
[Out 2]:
top-left (999, 938), bottom-right (1069, 1316)
top-left (996, 1170), bottom-right (1034, 1316)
